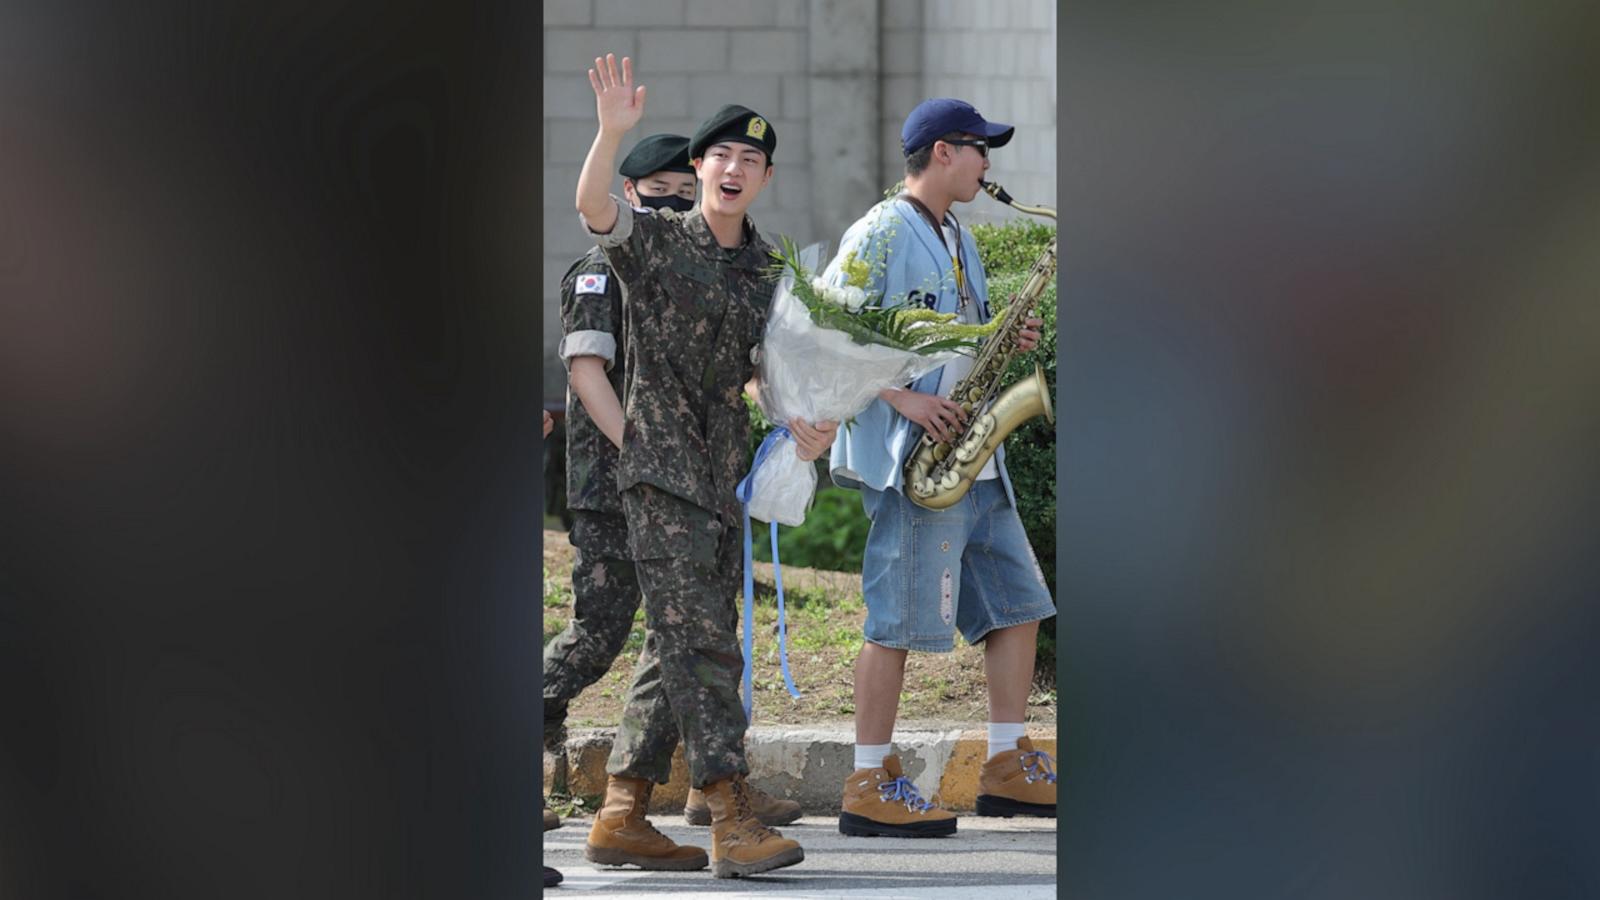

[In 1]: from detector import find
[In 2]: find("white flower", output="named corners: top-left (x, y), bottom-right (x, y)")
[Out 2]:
top-left (842, 285), bottom-right (868, 311)
top-left (819, 285), bottom-right (849, 308)
top-left (809, 276), bottom-right (831, 294)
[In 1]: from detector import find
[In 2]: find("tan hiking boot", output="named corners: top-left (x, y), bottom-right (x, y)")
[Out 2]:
top-left (543, 802), bottom-right (561, 831)
top-left (583, 775), bottom-right (709, 870)
top-left (701, 774), bottom-right (805, 878)
top-left (684, 780), bottom-right (802, 826)
top-left (975, 736), bottom-right (1057, 818)
top-left (838, 754), bottom-right (958, 837)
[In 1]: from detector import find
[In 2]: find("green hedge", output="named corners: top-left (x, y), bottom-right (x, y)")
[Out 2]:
top-left (971, 219), bottom-right (1058, 669)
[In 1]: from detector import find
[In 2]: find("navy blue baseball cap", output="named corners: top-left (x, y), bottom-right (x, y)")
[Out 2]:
top-left (900, 98), bottom-right (1015, 156)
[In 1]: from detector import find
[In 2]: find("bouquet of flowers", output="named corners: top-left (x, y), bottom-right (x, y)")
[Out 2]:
top-left (734, 209), bottom-right (1000, 723)
top-left (743, 218), bottom-right (997, 526)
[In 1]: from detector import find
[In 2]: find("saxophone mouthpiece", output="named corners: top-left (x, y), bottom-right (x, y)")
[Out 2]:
top-left (980, 179), bottom-right (1015, 206)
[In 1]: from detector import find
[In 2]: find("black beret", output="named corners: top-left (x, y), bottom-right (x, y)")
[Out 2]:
top-left (618, 133), bottom-right (694, 179)
top-left (688, 104), bottom-right (776, 163)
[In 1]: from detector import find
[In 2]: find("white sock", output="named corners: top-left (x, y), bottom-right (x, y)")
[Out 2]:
top-left (988, 722), bottom-right (1027, 759)
top-left (854, 742), bottom-right (892, 771)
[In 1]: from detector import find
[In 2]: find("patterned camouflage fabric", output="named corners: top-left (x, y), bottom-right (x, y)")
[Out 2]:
top-left (545, 247), bottom-right (678, 753)
top-left (543, 510), bottom-right (676, 752)
top-left (606, 484), bottom-right (747, 786)
top-left (559, 247), bottom-right (628, 515)
top-left (587, 199), bottom-right (774, 525)
top-left (584, 199), bottom-right (775, 787)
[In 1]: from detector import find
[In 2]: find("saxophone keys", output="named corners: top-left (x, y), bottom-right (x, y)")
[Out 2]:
top-left (938, 470), bottom-right (961, 490)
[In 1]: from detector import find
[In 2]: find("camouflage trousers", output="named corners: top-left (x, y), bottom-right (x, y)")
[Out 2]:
top-left (607, 483), bottom-right (749, 788)
top-left (542, 511), bottom-right (672, 751)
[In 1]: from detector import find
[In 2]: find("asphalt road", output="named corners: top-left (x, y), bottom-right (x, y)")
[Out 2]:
top-left (542, 814), bottom-right (1058, 897)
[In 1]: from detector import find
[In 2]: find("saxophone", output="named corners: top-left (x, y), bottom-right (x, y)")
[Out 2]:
top-left (903, 180), bottom-right (1056, 511)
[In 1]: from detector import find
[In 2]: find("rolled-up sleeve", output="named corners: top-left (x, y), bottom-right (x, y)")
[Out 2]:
top-left (559, 245), bottom-right (623, 373)
top-left (581, 194), bottom-right (652, 285)
top-left (558, 330), bottom-right (617, 371)
top-left (581, 193), bottom-right (634, 246)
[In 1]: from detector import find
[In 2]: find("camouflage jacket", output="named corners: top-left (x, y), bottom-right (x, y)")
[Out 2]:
top-left (558, 246), bottom-right (628, 514)
top-left (584, 198), bottom-right (775, 519)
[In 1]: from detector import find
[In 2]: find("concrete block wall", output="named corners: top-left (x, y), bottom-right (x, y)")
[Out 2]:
top-left (920, 0), bottom-right (1058, 228)
top-left (878, 0), bottom-right (926, 193)
top-left (542, 0), bottom-right (1056, 401)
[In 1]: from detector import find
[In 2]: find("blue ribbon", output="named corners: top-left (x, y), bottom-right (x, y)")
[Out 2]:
top-left (733, 426), bottom-right (803, 722)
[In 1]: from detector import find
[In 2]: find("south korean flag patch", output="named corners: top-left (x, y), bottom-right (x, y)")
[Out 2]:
top-left (575, 273), bottom-right (608, 296)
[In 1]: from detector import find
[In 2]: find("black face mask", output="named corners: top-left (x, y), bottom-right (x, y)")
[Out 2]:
top-left (637, 193), bottom-right (694, 213)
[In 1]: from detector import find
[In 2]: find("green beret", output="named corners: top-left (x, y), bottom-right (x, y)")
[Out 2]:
top-left (688, 104), bottom-right (776, 163)
top-left (618, 133), bottom-right (694, 179)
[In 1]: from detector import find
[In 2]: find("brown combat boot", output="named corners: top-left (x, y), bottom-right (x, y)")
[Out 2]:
top-left (583, 775), bottom-right (709, 870)
top-left (684, 780), bottom-right (802, 826)
top-left (838, 754), bottom-right (958, 837)
top-left (701, 774), bottom-right (805, 878)
top-left (974, 736), bottom-right (1057, 818)
top-left (543, 802), bottom-right (561, 831)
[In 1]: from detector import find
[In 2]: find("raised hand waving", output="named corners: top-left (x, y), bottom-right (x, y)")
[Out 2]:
top-left (587, 53), bottom-right (646, 135)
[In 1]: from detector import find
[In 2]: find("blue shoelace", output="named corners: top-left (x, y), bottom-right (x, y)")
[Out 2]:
top-left (1020, 749), bottom-right (1057, 784)
top-left (879, 776), bottom-right (935, 812)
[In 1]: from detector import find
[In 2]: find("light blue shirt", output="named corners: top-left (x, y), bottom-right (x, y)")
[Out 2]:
top-left (825, 197), bottom-right (1015, 505)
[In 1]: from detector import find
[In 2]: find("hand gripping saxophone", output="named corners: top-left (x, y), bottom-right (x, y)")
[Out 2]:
top-left (903, 180), bottom-right (1056, 511)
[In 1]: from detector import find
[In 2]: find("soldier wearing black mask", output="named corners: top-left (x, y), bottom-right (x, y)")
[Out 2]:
top-left (620, 133), bottom-right (697, 212)
top-left (545, 133), bottom-right (708, 837)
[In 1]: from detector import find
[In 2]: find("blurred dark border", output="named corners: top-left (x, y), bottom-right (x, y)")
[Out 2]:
top-left (6, 2), bottom-right (1600, 898)
top-left (1058, 1), bottom-right (1600, 898)
top-left (0, 3), bottom-right (543, 898)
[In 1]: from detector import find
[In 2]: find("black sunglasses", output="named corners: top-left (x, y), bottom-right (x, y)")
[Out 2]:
top-left (942, 138), bottom-right (988, 158)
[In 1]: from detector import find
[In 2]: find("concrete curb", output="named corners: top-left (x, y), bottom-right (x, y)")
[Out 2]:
top-left (544, 723), bottom-right (1056, 815)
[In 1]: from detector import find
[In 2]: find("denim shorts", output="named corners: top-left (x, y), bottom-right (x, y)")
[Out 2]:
top-left (859, 479), bottom-right (1055, 652)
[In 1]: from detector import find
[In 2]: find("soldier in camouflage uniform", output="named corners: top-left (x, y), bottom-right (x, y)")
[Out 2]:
top-left (543, 133), bottom-right (698, 834)
top-left (545, 132), bottom-right (803, 836)
top-left (574, 53), bottom-right (836, 879)
top-left (545, 134), bottom-right (695, 737)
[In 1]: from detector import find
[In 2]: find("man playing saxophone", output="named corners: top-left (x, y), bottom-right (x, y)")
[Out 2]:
top-left (825, 98), bottom-right (1058, 837)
